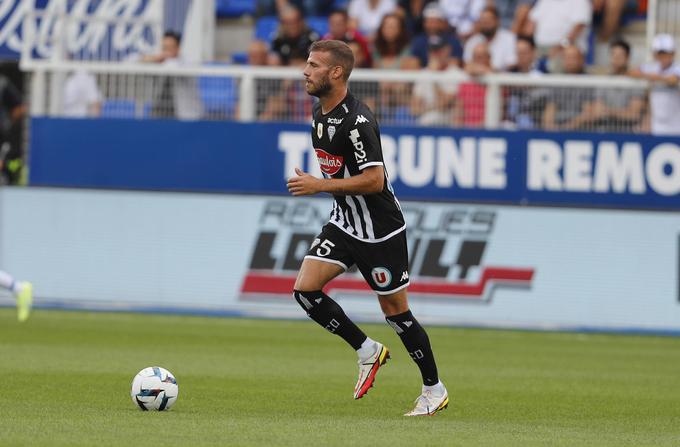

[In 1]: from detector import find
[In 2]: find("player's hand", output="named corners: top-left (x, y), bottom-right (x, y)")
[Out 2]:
top-left (287, 167), bottom-right (322, 196)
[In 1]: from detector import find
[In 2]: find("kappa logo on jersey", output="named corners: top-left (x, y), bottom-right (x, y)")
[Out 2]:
top-left (327, 117), bottom-right (343, 124)
top-left (354, 115), bottom-right (369, 125)
top-left (371, 267), bottom-right (392, 287)
top-left (315, 149), bottom-right (344, 175)
top-left (348, 129), bottom-right (368, 164)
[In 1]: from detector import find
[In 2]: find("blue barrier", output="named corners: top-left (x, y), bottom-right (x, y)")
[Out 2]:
top-left (29, 118), bottom-right (680, 210)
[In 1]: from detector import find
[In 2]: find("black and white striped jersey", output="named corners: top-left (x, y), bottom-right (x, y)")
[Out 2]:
top-left (311, 91), bottom-right (405, 243)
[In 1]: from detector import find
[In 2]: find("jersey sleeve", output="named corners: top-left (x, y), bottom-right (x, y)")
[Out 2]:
top-left (347, 113), bottom-right (383, 170)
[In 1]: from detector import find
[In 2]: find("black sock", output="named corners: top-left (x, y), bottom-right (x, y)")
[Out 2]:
top-left (386, 310), bottom-right (439, 386)
top-left (294, 290), bottom-right (367, 350)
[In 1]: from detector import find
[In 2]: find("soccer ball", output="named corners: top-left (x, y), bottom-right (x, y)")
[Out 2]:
top-left (131, 366), bottom-right (178, 411)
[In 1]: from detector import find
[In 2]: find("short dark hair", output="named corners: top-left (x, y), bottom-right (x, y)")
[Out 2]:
top-left (329, 9), bottom-right (349, 20)
top-left (163, 30), bottom-right (181, 45)
top-left (610, 38), bottom-right (631, 57)
top-left (517, 35), bottom-right (535, 49)
top-left (309, 39), bottom-right (355, 81)
top-left (481, 6), bottom-right (499, 18)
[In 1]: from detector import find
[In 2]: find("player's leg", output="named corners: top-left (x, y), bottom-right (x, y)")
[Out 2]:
top-left (0, 269), bottom-right (33, 322)
top-left (293, 225), bottom-right (388, 399)
top-left (378, 290), bottom-right (448, 416)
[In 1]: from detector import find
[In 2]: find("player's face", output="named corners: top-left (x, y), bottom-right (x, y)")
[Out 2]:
top-left (303, 51), bottom-right (334, 97)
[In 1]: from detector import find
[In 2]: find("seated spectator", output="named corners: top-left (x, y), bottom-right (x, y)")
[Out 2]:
top-left (324, 9), bottom-right (372, 67)
top-left (490, 0), bottom-right (533, 36)
top-left (348, 40), bottom-right (379, 111)
top-left (410, 3), bottom-right (463, 68)
top-left (142, 31), bottom-right (201, 120)
top-left (62, 69), bottom-right (102, 118)
top-left (396, 0), bottom-right (437, 35)
top-left (247, 40), bottom-right (269, 66)
top-left (439, 0), bottom-right (486, 40)
top-left (456, 42), bottom-right (493, 127)
top-left (590, 39), bottom-right (644, 132)
top-left (542, 46), bottom-right (595, 130)
top-left (256, 0), bottom-right (334, 17)
top-left (592, 0), bottom-right (637, 42)
top-left (464, 6), bottom-right (517, 72)
top-left (629, 34), bottom-right (680, 136)
top-left (348, 0), bottom-right (398, 39)
top-left (259, 50), bottom-right (315, 121)
top-left (526, 0), bottom-right (591, 57)
top-left (268, 6), bottom-right (320, 66)
top-left (503, 36), bottom-right (549, 129)
top-left (411, 35), bottom-right (461, 126)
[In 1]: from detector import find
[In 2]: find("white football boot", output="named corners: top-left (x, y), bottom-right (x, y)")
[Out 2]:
top-left (353, 342), bottom-right (390, 399)
top-left (404, 382), bottom-right (449, 416)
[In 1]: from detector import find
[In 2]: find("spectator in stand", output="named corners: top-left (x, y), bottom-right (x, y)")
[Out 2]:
top-left (247, 40), bottom-right (270, 66)
top-left (411, 35), bottom-right (461, 126)
top-left (0, 72), bottom-right (25, 185)
top-left (629, 34), bottom-right (680, 135)
top-left (372, 13), bottom-right (413, 121)
top-left (464, 6), bottom-right (517, 72)
top-left (491, 0), bottom-right (533, 36)
top-left (142, 31), bottom-right (202, 120)
top-left (256, 0), bottom-right (334, 17)
top-left (62, 69), bottom-right (102, 118)
top-left (456, 42), bottom-right (493, 127)
top-left (590, 39), bottom-right (644, 132)
top-left (396, 0), bottom-right (437, 35)
top-left (259, 49), bottom-right (315, 121)
top-left (592, 0), bottom-right (636, 42)
top-left (542, 45), bottom-right (595, 130)
top-left (348, 0), bottom-right (398, 39)
top-left (504, 36), bottom-right (549, 129)
top-left (526, 0), bottom-right (592, 60)
top-left (324, 9), bottom-right (372, 67)
top-left (439, 0), bottom-right (486, 40)
top-left (410, 3), bottom-right (462, 68)
top-left (348, 40), bottom-right (380, 112)
top-left (268, 6), bottom-right (320, 66)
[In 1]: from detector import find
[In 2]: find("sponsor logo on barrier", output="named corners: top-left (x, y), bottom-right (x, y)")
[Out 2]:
top-left (239, 200), bottom-right (535, 302)
top-left (315, 149), bottom-right (343, 176)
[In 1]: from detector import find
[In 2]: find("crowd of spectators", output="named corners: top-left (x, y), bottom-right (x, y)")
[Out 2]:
top-left (246, 0), bottom-right (679, 135)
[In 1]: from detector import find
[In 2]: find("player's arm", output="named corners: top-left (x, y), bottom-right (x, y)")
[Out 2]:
top-left (287, 166), bottom-right (384, 196)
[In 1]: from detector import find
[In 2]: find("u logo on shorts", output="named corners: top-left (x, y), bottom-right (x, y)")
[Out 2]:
top-left (371, 267), bottom-right (392, 287)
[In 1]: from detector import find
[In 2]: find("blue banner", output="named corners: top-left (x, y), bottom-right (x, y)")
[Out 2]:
top-left (29, 118), bottom-right (680, 210)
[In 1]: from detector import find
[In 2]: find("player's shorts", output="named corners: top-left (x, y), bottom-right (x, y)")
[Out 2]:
top-left (304, 223), bottom-right (410, 295)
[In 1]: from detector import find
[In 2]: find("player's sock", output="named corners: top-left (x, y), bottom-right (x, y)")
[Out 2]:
top-left (0, 270), bottom-right (19, 294)
top-left (386, 310), bottom-right (439, 386)
top-left (294, 289), bottom-right (367, 350)
top-left (356, 336), bottom-right (378, 361)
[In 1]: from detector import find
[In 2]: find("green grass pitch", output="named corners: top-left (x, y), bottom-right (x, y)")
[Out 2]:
top-left (1, 308), bottom-right (679, 446)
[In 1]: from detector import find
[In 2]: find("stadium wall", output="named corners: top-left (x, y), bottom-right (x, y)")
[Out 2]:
top-left (1, 187), bottom-right (678, 333)
top-left (29, 118), bottom-right (680, 210)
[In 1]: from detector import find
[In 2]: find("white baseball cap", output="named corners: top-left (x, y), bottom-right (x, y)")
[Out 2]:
top-left (652, 34), bottom-right (675, 53)
top-left (423, 3), bottom-right (446, 19)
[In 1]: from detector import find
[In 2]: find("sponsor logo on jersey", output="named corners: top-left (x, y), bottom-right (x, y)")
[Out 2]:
top-left (315, 149), bottom-right (344, 175)
top-left (328, 125), bottom-right (336, 141)
top-left (355, 115), bottom-right (369, 125)
top-left (371, 267), bottom-right (392, 287)
top-left (316, 122), bottom-right (323, 139)
top-left (327, 117), bottom-right (343, 124)
top-left (349, 129), bottom-right (367, 164)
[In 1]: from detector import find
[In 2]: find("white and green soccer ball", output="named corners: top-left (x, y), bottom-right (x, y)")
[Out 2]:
top-left (131, 366), bottom-right (178, 411)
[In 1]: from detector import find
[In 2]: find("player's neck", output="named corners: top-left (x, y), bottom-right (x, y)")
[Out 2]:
top-left (319, 86), bottom-right (348, 115)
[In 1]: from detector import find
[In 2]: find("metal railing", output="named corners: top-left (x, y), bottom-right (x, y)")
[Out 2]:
top-left (21, 59), bottom-right (654, 134)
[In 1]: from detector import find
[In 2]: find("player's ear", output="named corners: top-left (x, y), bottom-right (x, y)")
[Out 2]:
top-left (331, 65), bottom-right (343, 80)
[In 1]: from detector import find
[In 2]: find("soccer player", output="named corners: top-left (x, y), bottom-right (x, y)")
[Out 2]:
top-left (0, 269), bottom-right (32, 321)
top-left (287, 40), bottom-right (448, 416)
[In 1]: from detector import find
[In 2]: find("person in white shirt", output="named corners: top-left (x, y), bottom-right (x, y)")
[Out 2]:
top-left (62, 70), bottom-right (102, 118)
top-left (629, 34), bottom-right (680, 136)
top-left (348, 0), bottom-right (397, 39)
top-left (439, 0), bottom-right (486, 40)
top-left (526, 0), bottom-right (591, 54)
top-left (464, 6), bottom-right (517, 72)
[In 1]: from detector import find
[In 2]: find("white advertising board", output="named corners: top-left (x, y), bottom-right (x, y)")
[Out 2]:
top-left (1, 187), bottom-right (678, 332)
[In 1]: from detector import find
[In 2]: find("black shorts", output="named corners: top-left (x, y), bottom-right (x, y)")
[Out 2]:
top-left (305, 223), bottom-right (410, 295)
